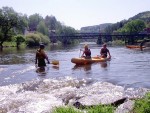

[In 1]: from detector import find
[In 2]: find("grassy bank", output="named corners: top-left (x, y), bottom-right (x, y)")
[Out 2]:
top-left (3, 42), bottom-right (26, 48)
top-left (52, 105), bottom-right (114, 113)
top-left (131, 92), bottom-right (150, 113)
top-left (52, 92), bottom-right (150, 113)
top-left (3, 42), bottom-right (16, 47)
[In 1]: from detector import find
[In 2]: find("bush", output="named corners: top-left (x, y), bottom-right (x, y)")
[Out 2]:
top-left (111, 40), bottom-right (125, 46)
top-left (12, 35), bottom-right (25, 47)
top-left (25, 32), bottom-right (50, 47)
top-left (132, 92), bottom-right (150, 113)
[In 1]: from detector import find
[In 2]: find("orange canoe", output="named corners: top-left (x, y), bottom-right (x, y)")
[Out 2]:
top-left (126, 45), bottom-right (146, 49)
top-left (71, 57), bottom-right (110, 65)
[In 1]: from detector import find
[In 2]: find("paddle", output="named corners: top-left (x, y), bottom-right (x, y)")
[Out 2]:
top-left (50, 60), bottom-right (59, 65)
top-left (79, 49), bottom-right (81, 57)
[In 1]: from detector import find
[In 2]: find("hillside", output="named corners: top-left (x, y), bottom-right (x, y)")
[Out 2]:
top-left (129, 11), bottom-right (150, 22)
top-left (80, 11), bottom-right (150, 33)
top-left (80, 23), bottom-right (112, 33)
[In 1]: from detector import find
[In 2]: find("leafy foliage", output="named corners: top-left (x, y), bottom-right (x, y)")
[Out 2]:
top-left (0, 7), bottom-right (27, 47)
top-left (0, 6), bottom-right (79, 49)
top-left (28, 13), bottom-right (43, 31)
top-left (45, 15), bottom-right (57, 30)
top-left (52, 106), bottom-right (82, 113)
top-left (86, 105), bottom-right (114, 113)
top-left (56, 25), bottom-right (78, 44)
top-left (118, 19), bottom-right (146, 33)
top-left (25, 32), bottom-right (49, 47)
top-left (37, 21), bottom-right (49, 36)
top-left (132, 92), bottom-right (150, 113)
top-left (12, 35), bottom-right (25, 47)
top-left (80, 23), bottom-right (112, 33)
top-left (52, 105), bottom-right (114, 113)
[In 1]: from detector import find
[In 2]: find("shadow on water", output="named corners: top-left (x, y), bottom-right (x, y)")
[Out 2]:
top-left (52, 65), bottom-right (59, 70)
top-left (99, 62), bottom-right (108, 68)
top-left (72, 64), bottom-right (92, 71)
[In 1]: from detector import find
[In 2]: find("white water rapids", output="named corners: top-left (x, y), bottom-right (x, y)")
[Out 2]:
top-left (0, 76), bottom-right (149, 113)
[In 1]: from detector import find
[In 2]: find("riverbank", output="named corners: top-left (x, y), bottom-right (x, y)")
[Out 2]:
top-left (52, 91), bottom-right (150, 113)
top-left (0, 77), bottom-right (149, 113)
top-left (51, 82), bottom-right (150, 113)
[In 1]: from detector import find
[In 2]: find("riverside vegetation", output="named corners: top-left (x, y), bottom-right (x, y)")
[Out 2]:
top-left (52, 92), bottom-right (150, 113)
top-left (1, 7), bottom-right (150, 50)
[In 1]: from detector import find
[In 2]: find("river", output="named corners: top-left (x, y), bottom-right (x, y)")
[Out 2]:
top-left (0, 43), bottom-right (150, 112)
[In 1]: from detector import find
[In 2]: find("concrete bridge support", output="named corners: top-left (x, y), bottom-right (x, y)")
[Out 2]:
top-left (97, 36), bottom-right (102, 44)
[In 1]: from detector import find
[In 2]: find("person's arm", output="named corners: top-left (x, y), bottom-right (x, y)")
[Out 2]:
top-left (44, 53), bottom-right (50, 64)
top-left (100, 48), bottom-right (103, 56)
top-left (43, 51), bottom-right (50, 64)
top-left (41, 50), bottom-right (50, 64)
top-left (35, 53), bottom-right (38, 64)
top-left (81, 51), bottom-right (85, 57)
top-left (107, 50), bottom-right (111, 58)
top-left (35, 52), bottom-right (38, 67)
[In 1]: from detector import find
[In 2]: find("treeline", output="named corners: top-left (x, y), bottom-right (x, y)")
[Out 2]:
top-left (81, 11), bottom-right (150, 34)
top-left (0, 6), bottom-right (78, 49)
top-left (80, 23), bottom-right (112, 33)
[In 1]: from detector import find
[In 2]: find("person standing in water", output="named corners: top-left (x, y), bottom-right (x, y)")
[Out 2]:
top-left (35, 44), bottom-right (50, 72)
top-left (81, 44), bottom-right (91, 59)
top-left (100, 43), bottom-right (111, 58)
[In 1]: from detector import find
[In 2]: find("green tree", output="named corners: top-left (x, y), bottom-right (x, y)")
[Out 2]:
top-left (118, 19), bottom-right (146, 33)
top-left (16, 14), bottom-right (28, 34)
top-left (25, 32), bottom-right (49, 47)
top-left (0, 7), bottom-right (26, 49)
top-left (12, 35), bottom-right (25, 48)
top-left (37, 21), bottom-right (49, 36)
top-left (45, 15), bottom-right (57, 30)
top-left (28, 13), bottom-right (43, 31)
top-left (56, 25), bottom-right (77, 44)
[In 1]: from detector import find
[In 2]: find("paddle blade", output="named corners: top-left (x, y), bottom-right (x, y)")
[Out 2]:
top-left (51, 60), bottom-right (59, 65)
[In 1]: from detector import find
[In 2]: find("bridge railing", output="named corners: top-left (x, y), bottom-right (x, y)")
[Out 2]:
top-left (51, 33), bottom-right (150, 38)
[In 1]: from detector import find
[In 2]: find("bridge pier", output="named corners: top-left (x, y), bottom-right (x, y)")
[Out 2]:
top-left (140, 39), bottom-right (150, 51)
top-left (97, 36), bottom-right (102, 44)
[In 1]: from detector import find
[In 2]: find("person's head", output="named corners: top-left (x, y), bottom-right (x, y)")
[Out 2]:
top-left (84, 44), bottom-right (88, 49)
top-left (39, 44), bottom-right (45, 49)
top-left (103, 43), bottom-right (107, 48)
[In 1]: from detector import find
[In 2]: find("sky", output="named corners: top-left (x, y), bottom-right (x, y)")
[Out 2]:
top-left (0, 0), bottom-right (150, 30)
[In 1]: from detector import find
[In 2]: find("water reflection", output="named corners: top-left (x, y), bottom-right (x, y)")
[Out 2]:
top-left (72, 62), bottom-right (108, 71)
top-left (72, 64), bottom-right (92, 71)
top-left (52, 65), bottom-right (59, 70)
top-left (1, 44), bottom-right (150, 88)
top-left (100, 62), bottom-right (108, 68)
top-left (36, 65), bottom-right (51, 76)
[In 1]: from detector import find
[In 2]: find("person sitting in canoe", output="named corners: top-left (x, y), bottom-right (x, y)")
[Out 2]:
top-left (35, 44), bottom-right (50, 72)
top-left (81, 44), bottom-right (91, 59)
top-left (100, 43), bottom-right (111, 58)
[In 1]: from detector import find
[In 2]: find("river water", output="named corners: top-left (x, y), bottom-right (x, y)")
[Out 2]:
top-left (0, 43), bottom-right (150, 112)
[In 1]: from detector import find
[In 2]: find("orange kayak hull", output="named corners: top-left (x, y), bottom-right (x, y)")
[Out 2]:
top-left (126, 45), bottom-right (146, 49)
top-left (71, 57), bottom-right (110, 65)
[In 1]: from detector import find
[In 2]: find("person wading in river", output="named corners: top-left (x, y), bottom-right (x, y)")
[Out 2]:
top-left (81, 44), bottom-right (91, 59)
top-left (35, 44), bottom-right (50, 72)
top-left (100, 43), bottom-right (111, 58)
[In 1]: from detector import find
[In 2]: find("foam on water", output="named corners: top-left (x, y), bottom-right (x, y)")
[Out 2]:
top-left (0, 76), bottom-right (149, 113)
